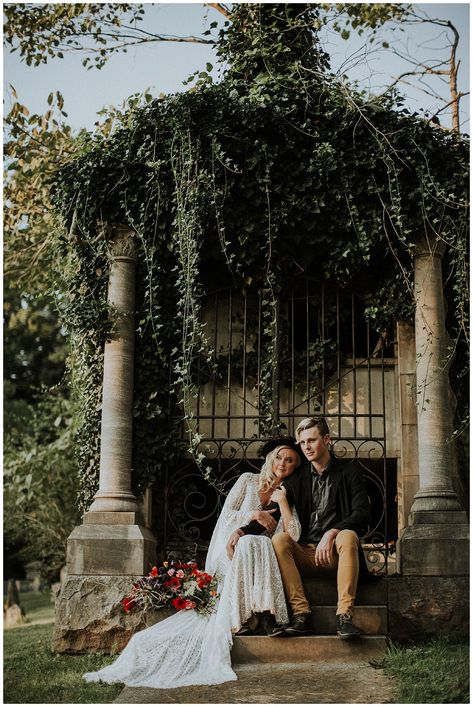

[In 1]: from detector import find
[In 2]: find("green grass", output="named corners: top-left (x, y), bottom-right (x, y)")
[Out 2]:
top-left (4, 594), bottom-right (469, 703)
top-left (383, 635), bottom-right (470, 704)
top-left (3, 623), bottom-right (123, 704)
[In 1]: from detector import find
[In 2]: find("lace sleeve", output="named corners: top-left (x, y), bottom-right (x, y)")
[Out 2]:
top-left (205, 473), bottom-right (258, 575)
top-left (218, 473), bottom-right (258, 530)
top-left (286, 506), bottom-right (301, 541)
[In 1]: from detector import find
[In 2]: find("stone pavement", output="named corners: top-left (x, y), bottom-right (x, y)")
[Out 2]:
top-left (113, 661), bottom-right (396, 704)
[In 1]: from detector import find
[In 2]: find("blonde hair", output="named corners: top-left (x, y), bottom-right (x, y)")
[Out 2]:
top-left (295, 416), bottom-right (330, 440)
top-left (258, 445), bottom-right (301, 493)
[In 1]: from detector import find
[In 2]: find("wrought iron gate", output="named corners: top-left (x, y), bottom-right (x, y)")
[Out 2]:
top-left (161, 278), bottom-right (396, 572)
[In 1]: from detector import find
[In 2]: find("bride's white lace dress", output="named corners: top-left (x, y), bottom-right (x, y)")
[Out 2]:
top-left (83, 472), bottom-right (300, 688)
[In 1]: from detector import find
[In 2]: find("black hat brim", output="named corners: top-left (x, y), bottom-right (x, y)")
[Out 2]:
top-left (259, 437), bottom-right (301, 458)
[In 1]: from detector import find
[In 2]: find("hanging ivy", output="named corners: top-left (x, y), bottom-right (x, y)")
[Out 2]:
top-left (51, 5), bottom-right (469, 508)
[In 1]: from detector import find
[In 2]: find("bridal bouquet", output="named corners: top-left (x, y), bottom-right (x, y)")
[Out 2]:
top-left (121, 560), bottom-right (219, 616)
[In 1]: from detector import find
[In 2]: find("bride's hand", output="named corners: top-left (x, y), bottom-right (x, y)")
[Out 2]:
top-left (226, 529), bottom-right (243, 560)
top-left (270, 487), bottom-right (287, 505)
top-left (251, 508), bottom-right (277, 531)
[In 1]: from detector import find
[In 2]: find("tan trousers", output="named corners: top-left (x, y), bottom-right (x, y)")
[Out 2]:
top-left (272, 530), bottom-right (360, 616)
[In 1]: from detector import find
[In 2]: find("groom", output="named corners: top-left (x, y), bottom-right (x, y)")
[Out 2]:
top-left (237, 417), bottom-right (370, 639)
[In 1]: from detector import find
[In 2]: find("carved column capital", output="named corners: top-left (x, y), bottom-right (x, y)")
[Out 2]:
top-left (413, 232), bottom-right (446, 259)
top-left (97, 221), bottom-right (137, 260)
top-left (109, 225), bottom-right (137, 260)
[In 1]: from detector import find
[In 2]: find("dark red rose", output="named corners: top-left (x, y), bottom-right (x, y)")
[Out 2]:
top-left (172, 596), bottom-right (187, 610)
top-left (121, 597), bottom-right (136, 613)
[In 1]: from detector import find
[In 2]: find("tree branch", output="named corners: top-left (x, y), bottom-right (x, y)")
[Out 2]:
top-left (430, 92), bottom-right (469, 118)
top-left (205, 3), bottom-right (232, 19)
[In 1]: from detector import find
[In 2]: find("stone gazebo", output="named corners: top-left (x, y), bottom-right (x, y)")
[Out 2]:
top-left (53, 226), bottom-right (469, 652)
top-left (51, 29), bottom-right (468, 649)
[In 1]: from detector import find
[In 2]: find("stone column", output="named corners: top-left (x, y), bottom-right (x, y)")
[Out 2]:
top-left (87, 226), bottom-right (140, 517)
top-left (54, 226), bottom-right (156, 653)
top-left (396, 321), bottom-right (419, 532)
top-left (397, 235), bottom-right (468, 576)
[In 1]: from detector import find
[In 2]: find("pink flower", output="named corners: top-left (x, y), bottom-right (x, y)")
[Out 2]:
top-left (167, 568), bottom-right (175, 576)
top-left (184, 600), bottom-right (196, 610)
top-left (176, 570), bottom-right (185, 578)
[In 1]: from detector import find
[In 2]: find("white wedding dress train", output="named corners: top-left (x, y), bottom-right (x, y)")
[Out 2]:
top-left (83, 472), bottom-right (300, 688)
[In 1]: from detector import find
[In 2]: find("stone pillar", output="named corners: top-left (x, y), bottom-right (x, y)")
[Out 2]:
top-left (396, 321), bottom-right (419, 532)
top-left (54, 226), bottom-right (156, 653)
top-left (87, 226), bottom-right (140, 517)
top-left (397, 235), bottom-right (468, 577)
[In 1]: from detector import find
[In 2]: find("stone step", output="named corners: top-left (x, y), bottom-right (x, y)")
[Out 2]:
top-left (232, 635), bottom-right (387, 664)
top-left (311, 605), bottom-right (387, 635)
top-left (303, 577), bottom-right (387, 605)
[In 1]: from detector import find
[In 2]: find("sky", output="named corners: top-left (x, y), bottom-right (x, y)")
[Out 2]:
top-left (3, 2), bottom-right (470, 133)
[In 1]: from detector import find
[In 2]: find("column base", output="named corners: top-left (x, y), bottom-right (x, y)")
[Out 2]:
top-left (67, 523), bottom-right (156, 576)
top-left (409, 486), bottom-right (463, 514)
top-left (396, 521), bottom-right (469, 576)
top-left (88, 491), bottom-right (139, 513)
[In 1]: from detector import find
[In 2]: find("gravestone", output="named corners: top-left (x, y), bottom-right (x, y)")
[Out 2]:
top-left (6, 578), bottom-right (20, 607)
top-left (4, 603), bottom-right (26, 628)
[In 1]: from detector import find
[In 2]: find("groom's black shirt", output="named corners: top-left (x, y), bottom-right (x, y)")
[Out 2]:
top-left (301, 459), bottom-right (337, 543)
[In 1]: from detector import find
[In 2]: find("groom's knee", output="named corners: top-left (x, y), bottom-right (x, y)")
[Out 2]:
top-left (272, 531), bottom-right (293, 556)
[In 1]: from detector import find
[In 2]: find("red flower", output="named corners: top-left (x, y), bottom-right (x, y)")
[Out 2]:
top-left (121, 560), bottom-right (218, 617)
top-left (172, 596), bottom-right (187, 610)
top-left (196, 572), bottom-right (213, 588)
top-left (121, 597), bottom-right (136, 613)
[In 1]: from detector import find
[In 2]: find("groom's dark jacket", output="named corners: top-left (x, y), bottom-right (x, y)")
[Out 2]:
top-left (240, 455), bottom-right (375, 581)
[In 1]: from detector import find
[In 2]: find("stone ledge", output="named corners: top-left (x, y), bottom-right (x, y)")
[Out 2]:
top-left (310, 605), bottom-right (387, 635)
top-left (303, 577), bottom-right (387, 604)
top-left (232, 636), bottom-right (387, 664)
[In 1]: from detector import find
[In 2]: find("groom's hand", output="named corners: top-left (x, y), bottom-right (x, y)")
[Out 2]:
top-left (250, 509), bottom-right (277, 532)
top-left (226, 529), bottom-right (244, 560)
top-left (314, 529), bottom-right (339, 566)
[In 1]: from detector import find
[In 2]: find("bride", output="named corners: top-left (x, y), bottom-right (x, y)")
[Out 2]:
top-left (83, 438), bottom-right (302, 689)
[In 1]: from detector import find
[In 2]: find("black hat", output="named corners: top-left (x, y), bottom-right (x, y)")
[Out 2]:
top-left (259, 436), bottom-right (301, 458)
